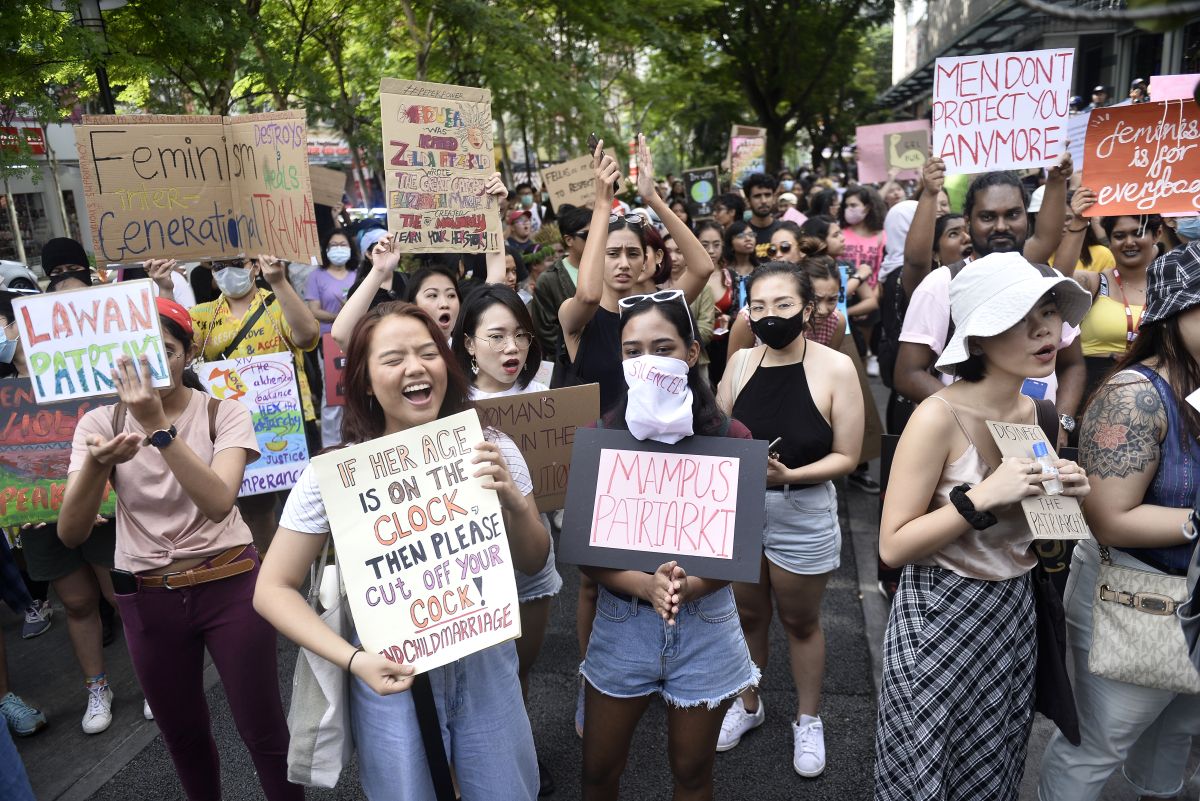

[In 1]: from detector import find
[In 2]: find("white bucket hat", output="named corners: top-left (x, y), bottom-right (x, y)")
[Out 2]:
top-left (936, 252), bottom-right (1092, 375)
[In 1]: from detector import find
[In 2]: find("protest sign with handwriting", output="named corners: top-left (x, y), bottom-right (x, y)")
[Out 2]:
top-left (309, 165), bottom-right (347, 207)
top-left (474, 383), bottom-right (600, 513)
top-left (76, 111), bottom-right (319, 265)
top-left (985, 420), bottom-right (1091, 541)
top-left (379, 79), bottom-right (501, 254)
top-left (542, 155), bottom-right (598, 210)
top-left (682, 166), bottom-right (719, 218)
top-left (12, 280), bottom-right (169, 404)
top-left (729, 126), bottom-right (767, 188)
top-left (559, 428), bottom-right (766, 582)
top-left (855, 120), bottom-right (930, 183)
top-left (312, 410), bottom-right (519, 674)
top-left (322, 333), bottom-right (347, 407)
top-left (932, 49), bottom-right (1074, 173)
top-left (1080, 99), bottom-right (1200, 216)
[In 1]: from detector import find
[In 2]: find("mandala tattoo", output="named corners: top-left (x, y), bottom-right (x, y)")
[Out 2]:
top-left (1079, 376), bottom-right (1165, 479)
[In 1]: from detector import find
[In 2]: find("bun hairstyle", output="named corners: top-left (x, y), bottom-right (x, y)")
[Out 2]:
top-left (642, 225), bottom-right (672, 285)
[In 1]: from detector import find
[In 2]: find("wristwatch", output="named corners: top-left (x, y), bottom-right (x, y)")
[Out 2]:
top-left (949, 483), bottom-right (997, 530)
top-left (1059, 414), bottom-right (1076, 433)
top-left (146, 425), bottom-right (178, 449)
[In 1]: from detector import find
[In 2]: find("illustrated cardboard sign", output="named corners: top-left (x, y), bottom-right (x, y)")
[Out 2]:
top-left (0, 378), bottom-right (116, 526)
top-left (76, 111), bottom-right (320, 265)
top-left (201, 353), bottom-right (309, 496)
top-left (559, 428), bottom-right (767, 582)
top-left (932, 49), bottom-right (1075, 174)
top-left (729, 126), bottom-right (767, 188)
top-left (854, 120), bottom-right (930, 183)
top-left (1080, 99), bottom-right (1200, 216)
top-left (322, 333), bottom-right (347, 407)
top-left (542, 155), bottom-right (597, 210)
top-left (311, 409), bottom-right (520, 673)
top-left (379, 78), bottom-right (501, 254)
top-left (985, 420), bottom-right (1091, 540)
top-left (474, 383), bottom-right (600, 513)
top-left (1151, 74), bottom-right (1200, 102)
top-left (309, 165), bottom-right (347, 207)
top-left (11, 280), bottom-right (169, 403)
top-left (682, 166), bottom-right (719, 218)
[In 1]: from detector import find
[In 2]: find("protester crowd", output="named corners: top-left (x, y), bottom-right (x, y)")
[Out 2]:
top-left (1, 121), bottom-right (1199, 801)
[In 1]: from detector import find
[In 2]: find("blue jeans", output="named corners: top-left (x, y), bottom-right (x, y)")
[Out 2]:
top-left (350, 640), bottom-right (537, 801)
top-left (0, 723), bottom-right (35, 801)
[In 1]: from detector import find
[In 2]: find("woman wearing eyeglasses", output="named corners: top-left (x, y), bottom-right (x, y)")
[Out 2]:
top-left (579, 290), bottom-right (758, 801)
top-left (450, 285), bottom-right (562, 795)
top-left (714, 263), bottom-right (865, 778)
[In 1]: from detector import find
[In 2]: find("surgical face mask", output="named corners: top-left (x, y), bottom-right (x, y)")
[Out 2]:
top-left (0, 327), bottom-right (16, 364)
top-left (214, 266), bottom-right (255, 298)
top-left (750, 311), bottom-right (806, 350)
top-left (780, 179), bottom-right (795, 191)
top-left (327, 246), bottom-right (352, 266)
top-left (520, 194), bottom-right (534, 208)
top-left (622, 354), bottom-right (694, 444)
top-left (1175, 215), bottom-right (1200, 242)
top-left (843, 205), bottom-right (867, 225)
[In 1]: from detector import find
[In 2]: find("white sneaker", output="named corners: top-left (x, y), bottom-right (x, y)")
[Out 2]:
top-left (792, 715), bottom-right (826, 777)
top-left (716, 696), bottom-right (764, 752)
top-left (82, 683), bottom-right (113, 735)
top-left (143, 699), bottom-right (154, 720)
top-left (866, 355), bottom-right (880, 378)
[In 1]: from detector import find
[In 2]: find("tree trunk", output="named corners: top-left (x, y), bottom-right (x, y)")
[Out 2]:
top-left (496, 116), bottom-right (513, 187)
top-left (3, 177), bottom-right (27, 265)
top-left (44, 138), bottom-right (71, 235)
top-left (763, 119), bottom-right (794, 175)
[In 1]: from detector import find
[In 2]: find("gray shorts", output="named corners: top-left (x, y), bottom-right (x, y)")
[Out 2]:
top-left (762, 481), bottom-right (841, 575)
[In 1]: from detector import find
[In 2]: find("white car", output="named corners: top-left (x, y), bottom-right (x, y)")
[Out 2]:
top-left (0, 259), bottom-right (40, 291)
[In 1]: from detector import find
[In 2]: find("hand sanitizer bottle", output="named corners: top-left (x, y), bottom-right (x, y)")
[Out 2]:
top-left (1032, 441), bottom-right (1063, 496)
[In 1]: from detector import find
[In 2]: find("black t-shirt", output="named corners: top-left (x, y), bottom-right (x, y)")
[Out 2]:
top-left (750, 218), bottom-right (780, 260)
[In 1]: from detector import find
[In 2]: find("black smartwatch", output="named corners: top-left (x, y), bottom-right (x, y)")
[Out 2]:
top-left (146, 425), bottom-right (178, 449)
top-left (949, 483), bottom-right (997, 530)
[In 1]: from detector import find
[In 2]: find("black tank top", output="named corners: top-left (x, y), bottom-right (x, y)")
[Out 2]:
top-left (732, 354), bottom-right (833, 484)
top-left (573, 306), bottom-right (625, 413)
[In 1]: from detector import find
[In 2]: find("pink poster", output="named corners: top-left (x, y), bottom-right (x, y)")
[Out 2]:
top-left (1151, 74), bottom-right (1199, 102)
top-left (856, 120), bottom-right (931, 184)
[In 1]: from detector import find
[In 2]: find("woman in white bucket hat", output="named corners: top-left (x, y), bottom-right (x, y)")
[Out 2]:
top-left (874, 251), bottom-right (1093, 799)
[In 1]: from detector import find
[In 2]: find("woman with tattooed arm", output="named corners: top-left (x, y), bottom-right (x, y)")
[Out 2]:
top-left (1039, 242), bottom-right (1200, 801)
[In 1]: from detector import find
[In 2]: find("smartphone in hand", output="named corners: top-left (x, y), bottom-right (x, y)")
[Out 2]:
top-left (587, 132), bottom-right (620, 194)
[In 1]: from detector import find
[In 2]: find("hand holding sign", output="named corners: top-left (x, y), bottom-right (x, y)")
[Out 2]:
top-left (1070, 187), bottom-right (1098, 218)
top-left (258, 254), bottom-right (288, 286)
top-left (144, 259), bottom-right (182, 295)
top-left (482, 172), bottom-right (507, 202)
top-left (470, 440), bottom-right (525, 510)
top-left (918, 157), bottom-right (946, 196)
top-left (1049, 458), bottom-right (1090, 497)
top-left (350, 650), bottom-right (416, 696)
top-left (973, 456), bottom-right (1050, 511)
top-left (1047, 148), bottom-right (1074, 183)
top-left (112, 354), bottom-right (170, 432)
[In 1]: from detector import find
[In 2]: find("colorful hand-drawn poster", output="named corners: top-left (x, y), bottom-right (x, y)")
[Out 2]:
top-left (76, 111), bottom-right (320, 265)
top-left (379, 78), bottom-right (501, 254)
top-left (201, 353), bottom-right (309, 496)
top-left (932, 49), bottom-right (1075, 174)
top-left (0, 378), bottom-right (115, 526)
top-left (1080, 99), bottom-right (1200, 216)
top-left (322, 333), bottom-right (346, 407)
top-left (311, 409), bottom-right (520, 674)
top-left (729, 126), bottom-right (767, 188)
top-left (855, 121), bottom-right (930, 183)
top-left (682, 166), bottom-right (719, 218)
top-left (11, 280), bottom-right (169, 403)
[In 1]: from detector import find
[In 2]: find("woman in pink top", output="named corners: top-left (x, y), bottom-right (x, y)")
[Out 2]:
top-left (58, 298), bottom-right (300, 801)
top-left (838, 186), bottom-right (887, 374)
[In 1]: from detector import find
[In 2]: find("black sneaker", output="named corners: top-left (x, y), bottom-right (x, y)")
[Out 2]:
top-left (848, 470), bottom-right (881, 495)
top-left (538, 757), bottom-right (555, 797)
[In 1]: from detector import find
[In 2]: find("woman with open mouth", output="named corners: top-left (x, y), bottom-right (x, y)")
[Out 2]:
top-left (403, 264), bottom-right (460, 342)
top-left (255, 301), bottom-right (550, 801)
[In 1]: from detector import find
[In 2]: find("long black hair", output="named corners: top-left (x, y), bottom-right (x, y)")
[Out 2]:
top-left (603, 299), bottom-right (728, 436)
top-left (722, 220), bottom-right (760, 267)
top-left (161, 316), bottom-right (205, 391)
top-left (451, 285), bottom-right (543, 390)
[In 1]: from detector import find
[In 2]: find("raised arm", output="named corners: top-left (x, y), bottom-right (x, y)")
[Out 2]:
top-left (901, 158), bottom-right (944, 298)
top-left (331, 234), bottom-right (401, 350)
top-left (1023, 151), bottom-right (1071, 264)
top-left (259, 255), bottom-right (320, 349)
top-left (481, 172), bottom-right (512, 285)
top-left (1052, 187), bottom-right (1098, 279)
top-left (637, 134), bottom-right (713, 302)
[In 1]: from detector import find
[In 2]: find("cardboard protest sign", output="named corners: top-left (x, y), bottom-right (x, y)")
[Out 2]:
top-left (311, 409), bottom-right (520, 673)
top-left (0, 378), bottom-right (115, 526)
top-left (682, 166), bottom-right (719, 218)
top-left (474, 383), bottom-right (600, 513)
top-left (559, 428), bottom-right (767, 582)
top-left (201, 353), bottom-right (309, 496)
top-left (379, 78), bottom-right (501, 254)
top-left (1066, 111), bottom-right (1090, 174)
top-left (932, 49), bottom-right (1074, 174)
top-left (1151, 74), bottom-right (1200, 102)
top-left (542, 155), bottom-right (597, 210)
top-left (854, 121), bottom-right (930, 183)
top-left (729, 126), bottom-right (767, 188)
top-left (76, 111), bottom-right (320, 265)
top-left (1080, 99), bottom-right (1200, 216)
top-left (309, 165), bottom-right (347, 207)
top-left (985, 420), bottom-right (1091, 540)
top-left (322, 333), bottom-right (347, 407)
top-left (11, 280), bottom-right (169, 404)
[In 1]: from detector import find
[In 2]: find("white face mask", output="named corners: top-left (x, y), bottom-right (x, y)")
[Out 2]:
top-left (622, 354), bottom-right (693, 444)
top-left (327, 246), bottom-right (351, 266)
top-left (214, 266), bottom-right (255, 298)
top-left (843, 206), bottom-right (867, 225)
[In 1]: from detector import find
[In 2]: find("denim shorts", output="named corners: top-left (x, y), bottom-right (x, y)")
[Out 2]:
top-left (515, 513), bottom-right (562, 603)
top-left (763, 481), bottom-right (841, 575)
top-left (581, 584), bottom-right (760, 708)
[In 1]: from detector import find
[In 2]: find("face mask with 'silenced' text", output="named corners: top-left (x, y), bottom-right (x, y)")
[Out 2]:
top-left (622, 354), bottom-right (694, 444)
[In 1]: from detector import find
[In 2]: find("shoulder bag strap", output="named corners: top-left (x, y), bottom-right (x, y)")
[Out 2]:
top-left (1033, 398), bottom-right (1059, 445)
top-left (411, 674), bottom-right (456, 800)
top-left (220, 293), bottom-right (276, 360)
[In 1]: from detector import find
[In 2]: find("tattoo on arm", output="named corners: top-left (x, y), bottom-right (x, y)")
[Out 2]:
top-left (1079, 376), bottom-right (1165, 479)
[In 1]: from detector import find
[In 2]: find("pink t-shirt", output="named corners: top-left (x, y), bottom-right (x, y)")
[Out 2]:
top-left (69, 389), bottom-right (261, 573)
top-left (841, 228), bottom-right (886, 288)
top-left (898, 266), bottom-right (1079, 401)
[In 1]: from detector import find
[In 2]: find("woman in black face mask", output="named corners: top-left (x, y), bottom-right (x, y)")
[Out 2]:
top-left (712, 262), bottom-right (864, 777)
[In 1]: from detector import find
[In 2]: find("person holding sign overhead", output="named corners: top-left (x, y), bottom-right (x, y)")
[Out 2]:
top-left (254, 301), bottom-right (549, 801)
top-left (713, 262), bottom-right (864, 777)
top-left (874, 253), bottom-right (1091, 800)
top-left (578, 291), bottom-right (759, 801)
top-left (58, 298), bottom-right (300, 801)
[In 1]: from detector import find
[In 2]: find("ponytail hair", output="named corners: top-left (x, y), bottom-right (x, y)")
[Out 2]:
top-left (161, 316), bottom-right (205, 391)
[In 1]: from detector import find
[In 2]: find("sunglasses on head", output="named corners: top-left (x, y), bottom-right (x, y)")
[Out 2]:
top-left (609, 214), bottom-right (644, 230)
top-left (617, 289), bottom-right (698, 339)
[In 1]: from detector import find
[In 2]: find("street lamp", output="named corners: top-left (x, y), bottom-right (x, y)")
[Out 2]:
top-left (49, 0), bottom-right (128, 115)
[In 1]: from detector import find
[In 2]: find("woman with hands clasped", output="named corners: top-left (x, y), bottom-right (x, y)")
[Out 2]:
top-left (579, 293), bottom-right (758, 801)
top-left (58, 298), bottom-right (300, 801)
top-left (874, 253), bottom-right (1092, 800)
top-left (254, 302), bottom-right (549, 801)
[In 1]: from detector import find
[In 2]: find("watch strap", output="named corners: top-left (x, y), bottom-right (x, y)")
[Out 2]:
top-left (146, 425), bottom-right (178, 448)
